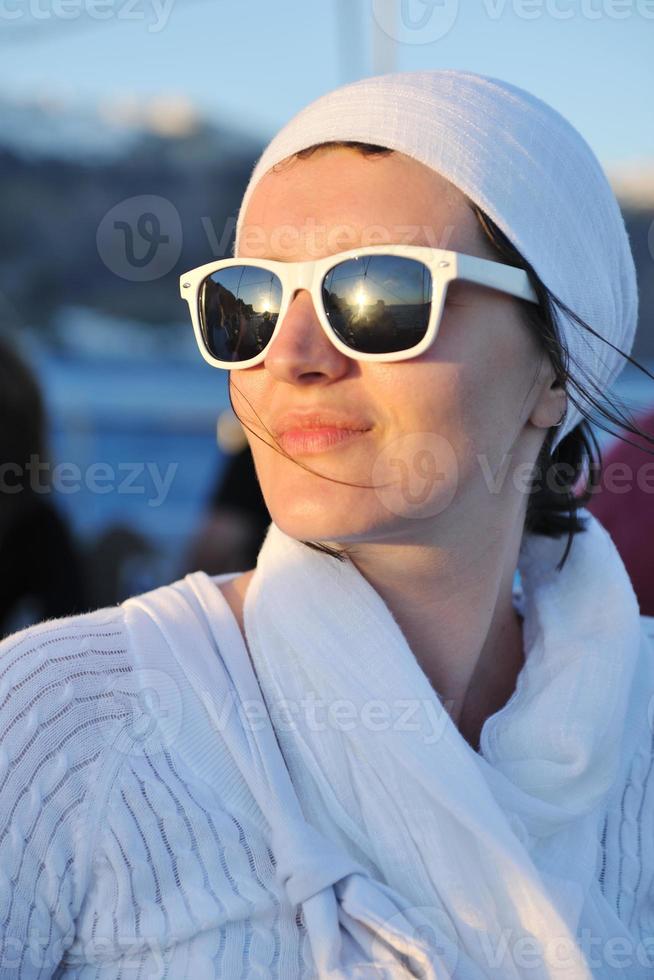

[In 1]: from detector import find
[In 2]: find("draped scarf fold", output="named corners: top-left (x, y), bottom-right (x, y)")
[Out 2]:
top-left (173, 509), bottom-right (649, 978)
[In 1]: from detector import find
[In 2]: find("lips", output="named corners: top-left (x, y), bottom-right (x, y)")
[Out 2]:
top-left (272, 410), bottom-right (372, 438)
top-left (277, 426), bottom-right (369, 455)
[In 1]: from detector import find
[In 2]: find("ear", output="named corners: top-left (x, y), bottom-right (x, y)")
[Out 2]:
top-left (529, 377), bottom-right (568, 431)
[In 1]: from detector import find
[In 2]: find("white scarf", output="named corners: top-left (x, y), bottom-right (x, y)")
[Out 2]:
top-left (167, 509), bottom-right (650, 978)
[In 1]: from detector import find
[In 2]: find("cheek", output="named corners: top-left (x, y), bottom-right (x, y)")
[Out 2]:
top-left (440, 307), bottom-right (535, 416)
top-left (378, 334), bottom-right (485, 426)
top-left (457, 339), bottom-right (541, 480)
top-left (401, 325), bottom-right (530, 481)
top-left (228, 370), bottom-right (268, 428)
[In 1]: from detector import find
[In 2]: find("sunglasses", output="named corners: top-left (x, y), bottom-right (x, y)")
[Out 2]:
top-left (179, 244), bottom-right (539, 370)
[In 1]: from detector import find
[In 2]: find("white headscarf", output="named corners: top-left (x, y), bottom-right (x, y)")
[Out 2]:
top-left (234, 69), bottom-right (639, 452)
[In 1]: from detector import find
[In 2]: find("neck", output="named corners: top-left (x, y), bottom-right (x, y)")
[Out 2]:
top-left (342, 521), bottom-right (526, 752)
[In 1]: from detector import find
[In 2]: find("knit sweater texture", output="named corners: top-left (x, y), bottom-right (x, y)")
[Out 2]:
top-left (1, 570), bottom-right (654, 979)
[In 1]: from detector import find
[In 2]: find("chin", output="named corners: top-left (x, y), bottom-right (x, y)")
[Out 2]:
top-left (267, 502), bottom-right (385, 547)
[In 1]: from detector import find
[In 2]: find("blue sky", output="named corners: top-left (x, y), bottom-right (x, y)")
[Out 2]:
top-left (2, 0), bottom-right (652, 168)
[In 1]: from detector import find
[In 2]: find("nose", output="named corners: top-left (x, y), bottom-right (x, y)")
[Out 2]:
top-left (263, 287), bottom-right (353, 385)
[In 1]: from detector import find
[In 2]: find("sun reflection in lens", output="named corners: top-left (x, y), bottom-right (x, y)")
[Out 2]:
top-left (355, 287), bottom-right (368, 310)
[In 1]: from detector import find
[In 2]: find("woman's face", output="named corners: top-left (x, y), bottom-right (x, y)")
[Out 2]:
top-left (232, 147), bottom-right (558, 546)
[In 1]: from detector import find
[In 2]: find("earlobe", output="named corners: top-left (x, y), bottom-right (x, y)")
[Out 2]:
top-left (529, 386), bottom-right (568, 431)
top-left (553, 384), bottom-right (568, 427)
top-left (552, 405), bottom-right (567, 428)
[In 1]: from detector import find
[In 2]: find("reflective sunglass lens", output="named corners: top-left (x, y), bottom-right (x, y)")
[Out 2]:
top-left (199, 266), bottom-right (282, 363)
top-left (322, 254), bottom-right (432, 354)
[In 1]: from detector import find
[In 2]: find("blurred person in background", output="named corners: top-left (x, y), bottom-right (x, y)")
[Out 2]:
top-left (587, 405), bottom-right (654, 615)
top-left (0, 334), bottom-right (90, 637)
top-left (181, 441), bottom-right (270, 576)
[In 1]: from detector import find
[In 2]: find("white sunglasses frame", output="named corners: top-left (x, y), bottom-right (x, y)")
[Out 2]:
top-left (179, 244), bottom-right (539, 370)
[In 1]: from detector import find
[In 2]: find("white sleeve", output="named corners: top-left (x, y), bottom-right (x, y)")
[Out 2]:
top-left (0, 608), bottom-right (131, 979)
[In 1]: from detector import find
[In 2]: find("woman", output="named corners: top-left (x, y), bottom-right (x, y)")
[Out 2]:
top-left (2, 70), bottom-right (654, 979)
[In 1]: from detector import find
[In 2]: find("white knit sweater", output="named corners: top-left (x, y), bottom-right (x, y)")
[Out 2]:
top-left (1, 570), bottom-right (654, 979)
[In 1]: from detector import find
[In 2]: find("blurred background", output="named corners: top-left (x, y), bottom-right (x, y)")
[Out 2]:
top-left (1, 0), bottom-right (653, 635)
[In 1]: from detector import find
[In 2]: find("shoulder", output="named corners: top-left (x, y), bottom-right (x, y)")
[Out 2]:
top-left (0, 577), bottom-right (222, 769)
top-left (0, 603), bottom-right (136, 813)
top-left (0, 572), bottom-right (265, 810)
top-left (0, 587), bottom-right (278, 973)
top-left (0, 604), bottom-right (138, 966)
top-left (0, 602), bottom-right (132, 712)
top-left (0, 601), bottom-right (131, 692)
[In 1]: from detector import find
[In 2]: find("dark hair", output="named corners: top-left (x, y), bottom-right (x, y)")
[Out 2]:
top-left (0, 334), bottom-right (52, 535)
top-left (229, 140), bottom-right (654, 570)
top-left (0, 334), bottom-right (50, 481)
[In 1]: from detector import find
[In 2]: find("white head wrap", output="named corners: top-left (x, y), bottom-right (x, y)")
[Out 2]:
top-left (234, 69), bottom-right (638, 453)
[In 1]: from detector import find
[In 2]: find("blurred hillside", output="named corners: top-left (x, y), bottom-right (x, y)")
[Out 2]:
top-left (0, 94), bottom-right (262, 336)
top-left (0, 95), bottom-right (652, 361)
